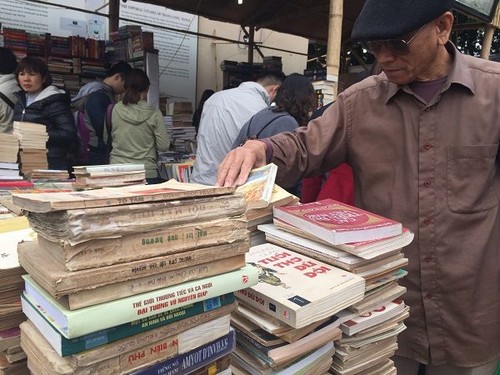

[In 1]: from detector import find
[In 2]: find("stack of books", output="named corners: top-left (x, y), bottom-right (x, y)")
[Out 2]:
top-left (12, 180), bottom-right (261, 374)
top-left (72, 163), bottom-right (146, 189)
top-left (0, 133), bottom-right (21, 182)
top-left (12, 121), bottom-right (49, 176)
top-left (235, 164), bottom-right (299, 247)
top-left (231, 243), bottom-right (366, 374)
top-left (0, 216), bottom-right (36, 375)
top-left (25, 169), bottom-right (70, 182)
top-left (255, 199), bottom-right (412, 374)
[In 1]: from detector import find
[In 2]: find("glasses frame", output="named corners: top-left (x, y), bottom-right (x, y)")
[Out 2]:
top-left (362, 25), bottom-right (426, 56)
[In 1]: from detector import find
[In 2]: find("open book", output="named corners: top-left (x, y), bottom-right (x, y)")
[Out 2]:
top-left (236, 163), bottom-right (278, 210)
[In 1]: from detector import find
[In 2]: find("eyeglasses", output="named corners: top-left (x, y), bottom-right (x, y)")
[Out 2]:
top-left (362, 25), bottom-right (426, 56)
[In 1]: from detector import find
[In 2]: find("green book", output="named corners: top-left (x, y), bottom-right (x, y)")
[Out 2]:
top-left (23, 264), bottom-right (259, 338)
top-left (21, 292), bottom-right (235, 357)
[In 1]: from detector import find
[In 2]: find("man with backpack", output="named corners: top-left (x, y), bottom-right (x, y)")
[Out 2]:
top-left (71, 61), bottom-right (132, 165)
top-left (0, 47), bottom-right (20, 133)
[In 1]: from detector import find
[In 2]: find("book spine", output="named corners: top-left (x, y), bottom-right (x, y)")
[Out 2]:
top-left (235, 287), bottom-right (299, 328)
top-left (233, 326), bottom-right (278, 356)
top-left (76, 314), bottom-right (231, 367)
top-left (23, 265), bottom-right (259, 338)
top-left (130, 329), bottom-right (235, 375)
top-left (28, 195), bottom-right (247, 242)
top-left (66, 256), bottom-right (245, 310)
top-left (38, 218), bottom-right (248, 271)
top-left (75, 163), bottom-right (145, 173)
top-left (20, 239), bottom-right (249, 297)
top-left (21, 293), bottom-right (235, 357)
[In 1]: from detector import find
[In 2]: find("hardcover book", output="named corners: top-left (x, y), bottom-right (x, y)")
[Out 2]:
top-left (11, 179), bottom-right (236, 213)
top-left (21, 292), bottom-right (235, 357)
top-left (273, 199), bottom-right (403, 245)
top-left (236, 243), bottom-right (365, 329)
top-left (22, 265), bottom-right (259, 338)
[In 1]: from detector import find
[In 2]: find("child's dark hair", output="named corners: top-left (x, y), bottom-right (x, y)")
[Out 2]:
top-left (15, 56), bottom-right (53, 88)
top-left (0, 47), bottom-right (18, 75)
top-left (122, 68), bottom-right (150, 105)
top-left (105, 61), bottom-right (132, 80)
top-left (273, 73), bottom-right (316, 126)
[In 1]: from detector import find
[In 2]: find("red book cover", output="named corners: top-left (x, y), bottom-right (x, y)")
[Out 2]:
top-left (273, 199), bottom-right (402, 245)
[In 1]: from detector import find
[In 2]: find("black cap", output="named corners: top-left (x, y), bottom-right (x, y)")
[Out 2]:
top-left (351, 0), bottom-right (455, 41)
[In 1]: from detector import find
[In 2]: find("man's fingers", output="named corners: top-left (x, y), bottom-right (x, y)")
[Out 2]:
top-left (216, 140), bottom-right (268, 187)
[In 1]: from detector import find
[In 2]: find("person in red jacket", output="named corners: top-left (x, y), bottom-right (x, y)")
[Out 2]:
top-left (301, 102), bottom-right (354, 205)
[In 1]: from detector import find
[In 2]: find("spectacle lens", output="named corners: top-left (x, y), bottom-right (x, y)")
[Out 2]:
top-left (362, 25), bottom-right (425, 56)
top-left (364, 39), bottom-right (411, 56)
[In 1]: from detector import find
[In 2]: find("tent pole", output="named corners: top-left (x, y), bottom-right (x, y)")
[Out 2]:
top-left (326, 0), bottom-right (343, 100)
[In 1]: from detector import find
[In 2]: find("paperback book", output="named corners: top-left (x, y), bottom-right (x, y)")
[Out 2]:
top-left (236, 243), bottom-right (365, 329)
top-left (22, 265), bottom-right (259, 338)
top-left (11, 179), bottom-right (236, 213)
top-left (21, 292), bottom-right (235, 356)
top-left (273, 199), bottom-right (403, 245)
top-left (235, 163), bottom-right (278, 210)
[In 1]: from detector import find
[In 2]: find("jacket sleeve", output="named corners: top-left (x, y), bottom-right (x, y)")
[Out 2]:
top-left (269, 100), bottom-right (347, 188)
top-left (86, 92), bottom-right (111, 138)
top-left (44, 96), bottom-right (78, 147)
top-left (153, 110), bottom-right (170, 152)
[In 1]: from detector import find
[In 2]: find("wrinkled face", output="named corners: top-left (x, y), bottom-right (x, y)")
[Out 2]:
top-left (18, 70), bottom-right (44, 94)
top-left (369, 20), bottom-right (444, 85)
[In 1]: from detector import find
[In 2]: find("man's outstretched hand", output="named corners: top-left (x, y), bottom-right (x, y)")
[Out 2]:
top-left (216, 140), bottom-right (268, 187)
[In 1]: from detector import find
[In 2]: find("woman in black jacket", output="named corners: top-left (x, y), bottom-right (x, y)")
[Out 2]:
top-left (13, 56), bottom-right (78, 171)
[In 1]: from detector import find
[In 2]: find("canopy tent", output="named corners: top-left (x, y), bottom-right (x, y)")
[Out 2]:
top-left (128, 0), bottom-right (365, 44)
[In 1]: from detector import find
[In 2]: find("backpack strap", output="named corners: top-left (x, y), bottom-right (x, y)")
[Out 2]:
top-left (251, 112), bottom-right (289, 139)
top-left (105, 103), bottom-right (114, 151)
top-left (0, 91), bottom-right (15, 109)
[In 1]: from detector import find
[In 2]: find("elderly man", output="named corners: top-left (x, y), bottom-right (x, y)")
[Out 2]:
top-left (216, 0), bottom-right (500, 374)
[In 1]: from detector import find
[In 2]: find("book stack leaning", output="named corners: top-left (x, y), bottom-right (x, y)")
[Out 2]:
top-left (253, 199), bottom-right (414, 375)
top-left (11, 180), bottom-right (261, 375)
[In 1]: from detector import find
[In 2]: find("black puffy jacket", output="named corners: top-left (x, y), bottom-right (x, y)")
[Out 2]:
top-left (13, 85), bottom-right (78, 171)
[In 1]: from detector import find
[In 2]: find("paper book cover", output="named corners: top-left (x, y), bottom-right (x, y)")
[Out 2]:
top-left (11, 179), bottom-right (237, 213)
top-left (236, 163), bottom-right (278, 210)
top-left (26, 194), bottom-right (247, 242)
top-left (63, 256), bottom-right (245, 310)
top-left (236, 243), bottom-right (365, 329)
top-left (0, 217), bottom-right (36, 271)
top-left (273, 199), bottom-right (403, 245)
top-left (21, 292), bottom-right (235, 357)
top-left (129, 329), bottom-right (235, 375)
top-left (23, 265), bottom-right (258, 338)
top-left (340, 299), bottom-right (406, 335)
top-left (37, 217), bottom-right (248, 271)
top-left (20, 317), bottom-right (231, 375)
top-left (273, 218), bottom-right (413, 260)
top-left (18, 238), bottom-right (249, 298)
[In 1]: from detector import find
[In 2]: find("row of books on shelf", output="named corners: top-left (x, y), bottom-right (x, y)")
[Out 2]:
top-left (2, 28), bottom-right (106, 61)
top-left (108, 25), bottom-right (155, 62)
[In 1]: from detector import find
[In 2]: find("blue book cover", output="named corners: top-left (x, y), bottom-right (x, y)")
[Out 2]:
top-left (131, 329), bottom-right (236, 375)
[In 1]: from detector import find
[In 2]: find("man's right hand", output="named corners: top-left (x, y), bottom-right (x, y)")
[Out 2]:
top-left (216, 140), bottom-right (268, 187)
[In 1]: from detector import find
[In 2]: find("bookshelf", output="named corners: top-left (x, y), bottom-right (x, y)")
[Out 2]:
top-left (108, 25), bottom-right (159, 108)
top-left (220, 56), bottom-right (283, 89)
top-left (2, 28), bottom-right (107, 97)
